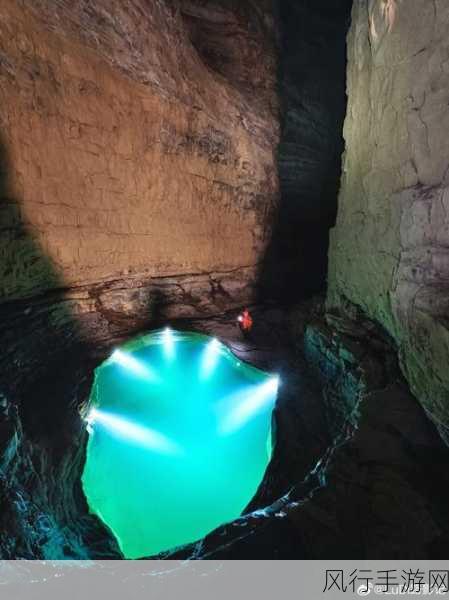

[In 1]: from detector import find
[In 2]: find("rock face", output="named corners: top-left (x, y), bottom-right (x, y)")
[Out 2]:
top-left (0, 0), bottom-right (279, 559)
top-left (327, 0), bottom-right (449, 442)
top-left (0, 0), bottom-right (278, 303)
top-left (259, 0), bottom-right (351, 300)
top-left (161, 310), bottom-right (449, 559)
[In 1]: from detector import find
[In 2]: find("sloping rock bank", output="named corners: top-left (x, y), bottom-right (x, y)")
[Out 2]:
top-left (2, 296), bottom-right (448, 559)
top-left (0, 270), bottom-right (264, 559)
top-left (160, 306), bottom-right (449, 559)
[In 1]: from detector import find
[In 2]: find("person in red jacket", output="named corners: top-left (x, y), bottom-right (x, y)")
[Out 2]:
top-left (237, 308), bottom-right (253, 339)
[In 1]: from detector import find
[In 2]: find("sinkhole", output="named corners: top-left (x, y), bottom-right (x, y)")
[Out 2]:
top-left (81, 329), bottom-right (279, 558)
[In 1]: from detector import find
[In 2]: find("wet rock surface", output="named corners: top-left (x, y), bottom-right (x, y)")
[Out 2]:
top-left (0, 264), bottom-right (266, 558)
top-left (159, 307), bottom-right (449, 559)
top-left (2, 290), bottom-right (449, 559)
top-left (0, 295), bottom-right (329, 558)
top-left (0, 363), bottom-right (121, 559)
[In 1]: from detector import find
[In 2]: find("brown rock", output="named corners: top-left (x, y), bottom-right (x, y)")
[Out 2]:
top-left (0, 0), bottom-right (279, 305)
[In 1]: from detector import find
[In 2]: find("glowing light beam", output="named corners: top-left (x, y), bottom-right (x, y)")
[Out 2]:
top-left (219, 376), bottom-right (279, 434)
top-left (111, 349), bottom-right (160, 382)
top-left (163, 327), bottom-right (176, 360)
top-left (199, 337), bottom-right (221, 380)
top-left (86, 408), bottom-right (182, 455)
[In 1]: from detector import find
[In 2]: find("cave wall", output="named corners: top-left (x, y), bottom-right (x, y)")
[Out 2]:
top-left (327, 0), bottom-right (449, 441)
top-left (258, 0), bottom-right (351, 300)
top-left (0, 0), bottom-right (278, 304)
top-left (0, 0), bottom-right (279, 559)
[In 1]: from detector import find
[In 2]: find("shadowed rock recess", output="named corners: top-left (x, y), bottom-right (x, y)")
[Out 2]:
top-left (259, 0), bottom-right (352, 300)
top-left (1, 0), bottom-right (449, 560)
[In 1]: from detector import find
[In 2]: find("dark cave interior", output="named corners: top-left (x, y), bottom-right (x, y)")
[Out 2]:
top-left (1, 0), bottom-right (449, 563)
top-left (260, 0), bottom-right (352, 301)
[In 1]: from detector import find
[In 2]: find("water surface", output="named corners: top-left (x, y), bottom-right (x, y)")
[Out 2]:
top-left (82, 330), bottom-right (278, 558)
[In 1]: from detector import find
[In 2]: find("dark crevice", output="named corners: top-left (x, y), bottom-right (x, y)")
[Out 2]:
top-left (258, 0), bottom-right (353, 303)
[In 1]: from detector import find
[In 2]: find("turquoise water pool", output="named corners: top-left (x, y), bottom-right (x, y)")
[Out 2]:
top-left (81, 329), bottom-right (278, 558)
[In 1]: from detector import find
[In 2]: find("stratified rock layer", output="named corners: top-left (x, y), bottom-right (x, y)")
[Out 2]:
top-left (259, 0), bottom-right (351, 300)
top-left (0, 0), bottom-right (278, 303)
top-left (327, 0), bottom-right (449, 441)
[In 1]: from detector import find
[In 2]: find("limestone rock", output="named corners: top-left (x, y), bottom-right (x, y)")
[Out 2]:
top-left (327, 0), bottom-right (449, 442)
top-left (0, 0), bottom-right (279, 304)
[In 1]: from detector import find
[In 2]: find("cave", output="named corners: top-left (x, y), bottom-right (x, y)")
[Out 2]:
top-left (1, 0), bottom-right (449, 564)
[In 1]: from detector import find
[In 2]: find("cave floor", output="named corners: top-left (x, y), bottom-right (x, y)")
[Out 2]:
top-left (154, 304), bottom-right (449, 559)
top-left (2, 301), bottom-right (449, 560)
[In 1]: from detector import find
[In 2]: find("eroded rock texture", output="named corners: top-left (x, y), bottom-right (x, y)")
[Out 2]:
top-left (0, 0), bottom-right (279, 558)
top-left (327, 0), bottom-right (449, 442)
top-left (161, 310), bottom-right (449, 559)
top-left (259, 0), bottom-right (351, 300)
top-left (0, 0), bottom-right (278, 302)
